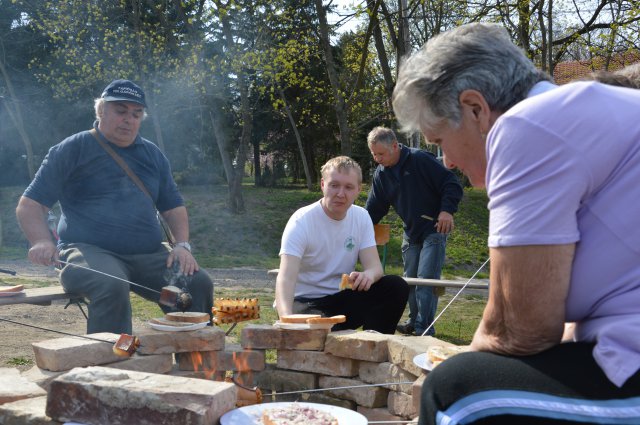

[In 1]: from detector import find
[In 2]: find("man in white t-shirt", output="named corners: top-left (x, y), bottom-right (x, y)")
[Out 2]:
top-left (275, 156), bottom-right (409, 334)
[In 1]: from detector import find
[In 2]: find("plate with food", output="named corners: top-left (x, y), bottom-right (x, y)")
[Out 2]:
top-left (0, 284), bottom-right (25, 297)
top-left (220, 401), bottom-right (366, 425)
top-left (413, 352), bottom-right (435, 371)
top-left (414, 345), bottom-right (470, 371)
top-left (147, 312), bottom-right (210, 332)
top-left (148, 321), bottom-right (207, 332)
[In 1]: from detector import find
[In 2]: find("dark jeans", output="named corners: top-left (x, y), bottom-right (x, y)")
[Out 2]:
top-left (420, 342), bottom-right (640, 425)
top-left (293, 275), bottom-right (409, 334)
top-left (58, 242), bottom-right (213, 334)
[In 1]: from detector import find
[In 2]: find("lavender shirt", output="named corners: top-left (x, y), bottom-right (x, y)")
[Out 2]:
top-left (486, 81), bottom-right (640, 387)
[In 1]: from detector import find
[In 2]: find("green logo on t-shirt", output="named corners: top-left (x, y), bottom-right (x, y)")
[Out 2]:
top-left (344, 236), bottom-right (355, 251)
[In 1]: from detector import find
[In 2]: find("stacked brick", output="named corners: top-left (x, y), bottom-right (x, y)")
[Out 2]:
top-left (0, 324), bottom-right (457, 424)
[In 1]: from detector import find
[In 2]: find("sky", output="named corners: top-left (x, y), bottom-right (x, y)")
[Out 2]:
top-left (328, 0), bottom-right (365, 34)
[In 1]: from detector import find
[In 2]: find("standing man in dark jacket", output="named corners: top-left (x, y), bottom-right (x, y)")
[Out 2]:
top-left (365, 126), bottom-right (463, 336)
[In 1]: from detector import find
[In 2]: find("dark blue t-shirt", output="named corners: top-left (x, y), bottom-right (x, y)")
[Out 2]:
top-left (23, 126), bottom-right (183, 254)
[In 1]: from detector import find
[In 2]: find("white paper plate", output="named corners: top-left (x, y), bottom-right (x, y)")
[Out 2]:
top-left (413, 352), bottom-right (435, 371)
top-left (273, 321), bottom-right (333, 330)
top-left (147, 321), bottom-right (207, 332)
top-left (220, 402), bottom-right (367, 425)
top-left (0, 290), bottom-right (25, 297)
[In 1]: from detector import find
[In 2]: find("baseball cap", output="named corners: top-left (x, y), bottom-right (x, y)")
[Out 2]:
top-left (101, 79), bottom-right (147, 107)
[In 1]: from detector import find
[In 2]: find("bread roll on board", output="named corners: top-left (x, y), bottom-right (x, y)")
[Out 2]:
top-left (280, 314), bottom-right (321, 323)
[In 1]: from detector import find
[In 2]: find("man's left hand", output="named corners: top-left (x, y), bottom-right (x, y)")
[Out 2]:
top-left (167, 246), bottom-right (199, 275)
top-left (435, 211), bottom-right (454, 234)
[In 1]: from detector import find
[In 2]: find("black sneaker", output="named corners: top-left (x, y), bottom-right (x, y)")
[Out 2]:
top-left (396, 321), bottom-right (415, 335)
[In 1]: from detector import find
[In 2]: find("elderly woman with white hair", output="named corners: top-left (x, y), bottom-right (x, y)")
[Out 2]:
top-left (393, 23), bottom-right (640, 425)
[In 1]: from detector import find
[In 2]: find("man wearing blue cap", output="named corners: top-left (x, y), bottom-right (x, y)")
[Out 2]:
top-left (16, 79), bottom-right (214, 334)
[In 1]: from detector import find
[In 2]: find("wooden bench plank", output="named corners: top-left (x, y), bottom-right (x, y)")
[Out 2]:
top-left (0, 286), bottom-right (82, 307)
top-left (266, 269), bottom-right (488, 290)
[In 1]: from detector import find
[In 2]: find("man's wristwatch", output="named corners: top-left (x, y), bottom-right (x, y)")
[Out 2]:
top-left (175, 242), bottom-right (192, 252)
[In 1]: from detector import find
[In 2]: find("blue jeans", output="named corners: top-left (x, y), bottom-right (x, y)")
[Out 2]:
top-left (402, 232), bottom-right (447, 336)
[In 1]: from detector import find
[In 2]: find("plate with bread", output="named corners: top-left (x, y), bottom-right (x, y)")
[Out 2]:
top-left (414, 345), bottom-right (470, 371)
top-left (274, 314), bottom-right (346, 330)
top-left (0, 284), bottom-right (25, 297)
top-left (220, 401), bottom-right (366, 425)
top-left (148, 312), bottom-right (210, 332)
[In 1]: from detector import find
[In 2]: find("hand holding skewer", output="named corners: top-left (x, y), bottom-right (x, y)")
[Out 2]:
top-left (28, 239), bottom-right (58, 266)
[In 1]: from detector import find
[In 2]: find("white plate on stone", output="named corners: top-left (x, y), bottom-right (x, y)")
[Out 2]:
top-left (273, 321), bottom-right (333, 330)
top-left (147, 321), bottom-right (207, 332)
top-left (0, 289), bottom-right (25, 297)
top-left (220, 401), bottom-right (367, 425)
top-left (413, 352), bottom-right (435, 371)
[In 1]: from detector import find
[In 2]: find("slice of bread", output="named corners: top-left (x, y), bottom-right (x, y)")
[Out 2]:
top-left (280, 314), bottom-right (321, 324)
top-left (306, 315), bottom-right (346, 325)
top-left (339, 274), bottom-right (352, 290)
top-left (426, 345), bottom-right (469, 367)
top-left (112, 334), bottom-right (140, 357)
top-left (165, 312), bottom-right (210, 323)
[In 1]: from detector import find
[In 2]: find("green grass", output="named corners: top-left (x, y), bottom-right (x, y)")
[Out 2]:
top-left (6, 356), bottom-right (32, 366)
top-left (1, 183), bottom-right (490, 345)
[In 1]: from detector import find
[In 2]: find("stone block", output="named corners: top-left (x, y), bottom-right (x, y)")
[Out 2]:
top-left (257, 364), bottom-right (317, 394)
top-left (324, 330), bottom-right (393, 362)
top-left (136, 326), bottom-right (225, 355)
top-left (359, 361), bottom-right (417, 394)
top-left (168, 368), bottom-right (227, 381)
top-left (277, 350), bottom-right (358, 377)
top-left (176, 344), bottom-right (265, 372)
top-left (0, 396), bottom-right (59, 425)
top-left (273, 392), bottom-right (357, 410)
top-left (241, 325), bottom-right (327, 350)
top-left (20, 367), bottom-right (64, 393)
top-left (0, 368), bottom-right (47, 405)
top-left (358, 406), bottom-right (407, 423)
top-left (46, 366), bottom-right (236, 425)
top-left (413, 373), bottom-right (427, 415)
top-left (388, 390), bottom-right (417, 418)
top-left (278, 328), bottom-right (328, 350)
top-left (318, 376), bottom-right (388, 408)
top-left (31, 332), bottom-right (125, 372)
top-left (105, 353), bottom-right (173, 374)
top-left (240, 325), bottom-right (280, 349)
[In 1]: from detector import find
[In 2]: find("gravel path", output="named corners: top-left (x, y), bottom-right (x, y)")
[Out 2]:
top-left (0, 259), bottom-right (274, 372)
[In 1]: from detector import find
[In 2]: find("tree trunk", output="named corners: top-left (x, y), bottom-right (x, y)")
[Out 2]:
top-left (314, 0), bottom-right (351, 156)
top-left (278, 87), bottom-right (313, 191)
top-left (209, 110), bottom-right (234, 185)
top-left (368, 0), bottom-right (395, 104)
top-left (548, 0), bottom-right (553, 73)
top-left (145, 90), bottom-right (167, 152)
top-left (538, 0), bottom-right (548, 71)
top-left (0, 60), bottom-right (36, 179)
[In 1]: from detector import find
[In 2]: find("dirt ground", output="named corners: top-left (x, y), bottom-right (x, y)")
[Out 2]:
top-left (0, 259), bottom-right (274, 372)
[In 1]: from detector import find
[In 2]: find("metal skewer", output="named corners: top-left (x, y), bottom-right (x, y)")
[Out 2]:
top-left (0, 317), bottom-right (118, 344)
top-left (56, 259), bottom-right (162, 295)
top-left (273, 381), bottom-right (415, 396)
top-left (420, 257), bottom-right (490, 337)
